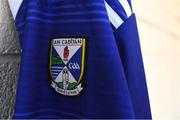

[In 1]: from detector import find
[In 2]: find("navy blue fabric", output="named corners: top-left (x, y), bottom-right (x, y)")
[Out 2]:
top-left (13, 0), bottom-right (151, 119)
top-left (114, 14), bottom-right (152, 118)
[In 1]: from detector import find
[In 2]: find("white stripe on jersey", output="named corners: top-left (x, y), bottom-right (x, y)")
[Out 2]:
top-left (105, 1), bottom-right (124, 29)
top-left (118, 0), bottom-right (132, 17)
top-left (8, 0), bottom-right (23, 19)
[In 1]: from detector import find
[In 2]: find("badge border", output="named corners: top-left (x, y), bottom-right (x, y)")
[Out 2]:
top-left (49, 37), bottom-right (86, 96)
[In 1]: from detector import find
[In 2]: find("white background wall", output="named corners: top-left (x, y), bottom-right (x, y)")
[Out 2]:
top-left (134, 0), bottom-right (180, 119)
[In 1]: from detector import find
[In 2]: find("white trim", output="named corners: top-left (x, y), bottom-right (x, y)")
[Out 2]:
top-left (118, 0), bottom-right (132, 17)
top-left (105, 1), bottom-right (124, 29)
top-left (131, 0), bottom-right (135, 13)
top-left (8, 0), bottom-right (23, 19)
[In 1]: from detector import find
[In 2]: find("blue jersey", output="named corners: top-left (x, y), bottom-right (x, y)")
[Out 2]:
top-left (13, 0), bottom-right (151, 119)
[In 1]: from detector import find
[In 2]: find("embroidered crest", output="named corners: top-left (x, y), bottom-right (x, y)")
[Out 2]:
top-left (49, 38), bottom-right (86, 96)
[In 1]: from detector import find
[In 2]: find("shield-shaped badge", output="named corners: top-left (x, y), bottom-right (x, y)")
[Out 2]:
top-left (49, 38), bottom-right (86, 96)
